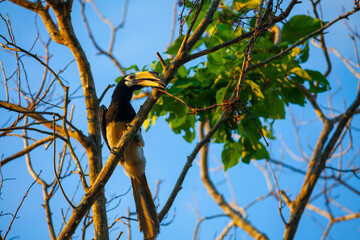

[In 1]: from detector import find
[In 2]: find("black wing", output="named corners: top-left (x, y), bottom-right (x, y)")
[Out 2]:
top-left (99, 105), bottom-right (111, 150)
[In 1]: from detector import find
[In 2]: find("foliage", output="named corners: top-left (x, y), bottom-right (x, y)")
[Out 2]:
top-left (125, 3), bottom-right (329, 170)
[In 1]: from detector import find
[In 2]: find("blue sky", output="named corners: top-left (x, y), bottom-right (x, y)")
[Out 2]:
top-left (0, 1), bottom-right (359, 240)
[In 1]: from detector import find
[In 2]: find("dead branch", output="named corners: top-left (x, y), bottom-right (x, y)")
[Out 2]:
top-left (266, 160), bottom-right (287, 225)
top-left (310, 0), bottom-right (332, 78)
top-left (53, 114), bottom-right (76, 209)
top-left (215, 221), bottom-right (235, 240)
top-left (283, 44), bottom-right (360, 240)
top-left (249, 7), bottom-right (360, 72)
top-left (2, 171), bottom-right (41, 240)
top-left (199, 119), bottom-right (268, 239)
top-left (193, 214), bottom-right (228, 240)
top-left (0, 136), bottom-right (53, 166)
top-left (80, 0), bottom-right (128, 75)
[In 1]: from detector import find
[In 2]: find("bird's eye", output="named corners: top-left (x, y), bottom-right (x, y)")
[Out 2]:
top-left (128, 74), bottom-right (135, 80)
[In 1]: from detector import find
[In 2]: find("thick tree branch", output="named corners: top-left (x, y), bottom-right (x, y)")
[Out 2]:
top-left (57, 1), bottom-right (224, 237)
top-left (199, 120), bottom-right (268, 240)
top-left (9, 0), bottom-right (64, 44)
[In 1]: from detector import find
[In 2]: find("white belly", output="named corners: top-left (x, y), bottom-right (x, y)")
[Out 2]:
top-left (106, 122), bottom-right (146, 177)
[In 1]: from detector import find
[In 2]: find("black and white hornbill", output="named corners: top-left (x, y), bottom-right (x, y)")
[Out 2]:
top-left (99, 71), bottom-right (165, 240)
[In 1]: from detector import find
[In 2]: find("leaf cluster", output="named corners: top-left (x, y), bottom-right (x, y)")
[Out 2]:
top-left (129, 1), bottom-right (329, 170)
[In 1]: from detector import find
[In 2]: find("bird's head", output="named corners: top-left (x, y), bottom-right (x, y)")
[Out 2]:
top-left (121, 71), bottom-right (165, 91)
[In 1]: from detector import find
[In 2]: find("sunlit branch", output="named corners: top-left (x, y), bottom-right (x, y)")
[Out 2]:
top-left (199, 119), bottom-right (269, 239)
top-left (215, 221), bottom-right (235, 240)
top-left (193, 214), bottom-right (228, 240)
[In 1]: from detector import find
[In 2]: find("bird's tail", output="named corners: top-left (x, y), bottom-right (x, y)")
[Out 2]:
top-left (131, 174), bottom-right (160, 240)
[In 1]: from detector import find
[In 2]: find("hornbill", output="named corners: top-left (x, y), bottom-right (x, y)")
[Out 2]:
top-left (99, 71), bottom-right (165, 240)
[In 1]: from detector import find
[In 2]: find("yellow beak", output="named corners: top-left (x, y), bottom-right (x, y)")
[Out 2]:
top-left (133, 71), bottom-right (165, 89)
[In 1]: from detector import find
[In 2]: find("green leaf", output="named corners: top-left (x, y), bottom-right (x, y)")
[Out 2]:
top-left (233, 0), bottom-right (261, 10)
top-left (262, 94), bottom-right (285, 119)
top-left (185, 0), bottom-right (211, 31)
top-left (222, 141), bottom-right (242, 170)
top-left (115, 76), bottom-right (123, 84)
top-left (245, 80), bottom-right (264, 99)
top-left (209, 24), bottom-right (234, 42)
top-left (183, 126), bottom-right (196, 142)
top-left (306, 70), bottom-right (330, 93)
top-left (143, 115), bottom-right (157, 131)
top-left (166, 35), bottom-right (184, 55)
top-left (169, 114), bottom-right (187, 129)
top-left (125, 64), bottom-right (140, 72)
top-left (177, 66), bottom-right (189, 78)
top-left (256, 34), bottom-right (275, 50)
top-left (253, 142), bottom-right (270, 160)
top-left (291, 67), bottom-right (312, 80)
top-left (299, 42), bottom-right (310, 63)
top-left (281, 85), bottom-right (306, 106)
top-left (282, 15), bottom-right (322, 44)
top-left (269, 96), bottom-right (285, 119)
top-left (216, 87), bottom-right (227, 104)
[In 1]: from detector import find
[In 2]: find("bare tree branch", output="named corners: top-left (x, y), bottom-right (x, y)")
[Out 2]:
top-left (0, 136), bottom-right (53, 166)
top-left (199, 119), bottom-right (268, 239)
top-left (2, 171), bottom-right (41, 240)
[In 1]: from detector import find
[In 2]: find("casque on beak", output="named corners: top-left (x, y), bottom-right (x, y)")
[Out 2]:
top-left (132, 71), bottom-right (165, 89)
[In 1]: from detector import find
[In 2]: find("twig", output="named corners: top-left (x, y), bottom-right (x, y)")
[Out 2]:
top-left (193, 214), bottom-right (228, 240)
top-left (238, 99), bottom-right (269, 146)
top-left (62, 88), bottom-right (88, 190)
top-left (81, 210), bottom-right (92, 240)
top-left (215, 221), bottom-right (235, 240)
top-left (167, 0), bottom-right (178, 51)
top-left (2, 171), bottom-right (41, 240)
top-left (0, 100), bottom-right (89, 147)
top-left (325, 165), bottom-right (360, 175)
top-left (53, 114), bottom-right (76, 209)
top-left (157, 88), bottom-right (269, 146)
top-left (80, 0), bottom-right (127, 75)
top-left (0, 136), bottom-right (54, 166)
top-left (0, 60), bottom-right (9, 102)
top-left (235, 0), bottom-right (273, 96)
top-left (99, 84), bottom-right (115, 103)
top-left (156, 52), bottom-right (167, 70)
top-left (127, 207), bottom-right (131, 240)
top-left (183, 0), bottom-right (206, 48)
top-left (266, 160), bottom-right (287, 225)
top-left (158, 114), bottom-right (225, 222)
top-left (310, 0), bottom-right (332, 78)
top-left (249, 6), bottom-right (360, 72)
top-left (0, 33), bottom-right (66, 89)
